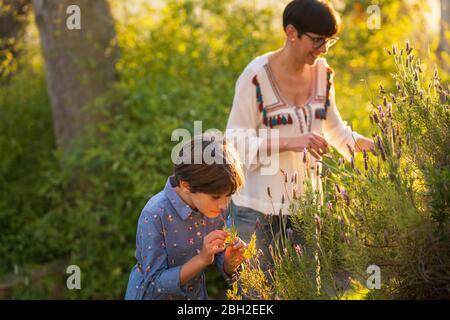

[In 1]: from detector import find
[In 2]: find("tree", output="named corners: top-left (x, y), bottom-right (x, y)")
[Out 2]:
top-left (31, 0), bottom-right (118, 151)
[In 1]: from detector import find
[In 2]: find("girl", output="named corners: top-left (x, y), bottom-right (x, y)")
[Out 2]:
top-left (125, 136), bottom-right (246, 299)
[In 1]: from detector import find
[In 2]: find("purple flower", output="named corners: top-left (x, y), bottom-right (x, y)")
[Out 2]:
top-left (390, 93), bottom-right (397, 103)
top-left (287, 227), bottom-right (294, 240)
top-left (335, 183), bottom-right (341, 193)
top-left (377, 105), bottom-right (385, 118)
top-left (280, 168), bottom-right (288, 183)
top-left (363, 149), bottom-right (369, 171)
top-left (377, 135), bottom-right (387, 161)
top-left (326, 201), bottom-right (333, 210)
top-left (373, 111), bottom-right (379, 124)
top-left (341, 189), bottom-right (350, 206)
top-left (294, 244), bottom-right (303, 257)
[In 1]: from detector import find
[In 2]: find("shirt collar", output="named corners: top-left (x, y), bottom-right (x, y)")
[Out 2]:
top-left (164, 176), bottom-right (194, 220)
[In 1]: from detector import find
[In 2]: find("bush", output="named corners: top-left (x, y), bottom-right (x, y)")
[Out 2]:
top-left (238, 42), bottom-right (450, 300)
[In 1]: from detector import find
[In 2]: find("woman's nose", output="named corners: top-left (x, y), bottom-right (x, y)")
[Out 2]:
top-left (317, 43), bottom-right (328, 54)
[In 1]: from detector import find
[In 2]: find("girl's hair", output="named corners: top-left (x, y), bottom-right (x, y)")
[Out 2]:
top-left (173, 135), bottom-right (244, 196)
top-left (283, 0), bottom-right (341, 37)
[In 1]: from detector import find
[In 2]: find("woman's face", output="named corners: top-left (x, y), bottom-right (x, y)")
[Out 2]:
top-left (287, 25), bottom-right (331, 65)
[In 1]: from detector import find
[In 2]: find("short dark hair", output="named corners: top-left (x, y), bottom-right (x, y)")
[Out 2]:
top-left (173, 135), bottom-right (244, 196)
top-left (283, 0), bottom-right (341, 37)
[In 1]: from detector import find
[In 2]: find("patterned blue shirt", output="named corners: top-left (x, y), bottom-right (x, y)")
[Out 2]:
top-left (125, 176), bottom-right (237, 300)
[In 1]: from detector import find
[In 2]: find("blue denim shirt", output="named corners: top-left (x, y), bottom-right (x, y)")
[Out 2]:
top-left (125, 176), bottom-right (237, 300)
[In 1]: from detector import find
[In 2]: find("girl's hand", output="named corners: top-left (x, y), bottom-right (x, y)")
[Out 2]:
top-left (198, 230), bottom-right (227, 266)
top-left (287, 133), bottom-right (329, 159)
top-left (224, 237), bottom-right (247, 275)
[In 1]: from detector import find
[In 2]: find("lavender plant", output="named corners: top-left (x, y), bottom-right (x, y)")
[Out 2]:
top-left (236, 42), bottom-right (449, 300)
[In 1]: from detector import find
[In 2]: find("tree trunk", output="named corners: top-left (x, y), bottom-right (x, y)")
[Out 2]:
top-left (31, 0), bottom-right (118, 151)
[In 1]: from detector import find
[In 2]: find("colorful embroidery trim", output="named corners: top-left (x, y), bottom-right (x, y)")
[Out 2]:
top-left (252, 75), bottom-right (264, 112)
top-left (315, 67), bottom-right (333, 120)
top-left (252, 75), bottom-right (293, 128)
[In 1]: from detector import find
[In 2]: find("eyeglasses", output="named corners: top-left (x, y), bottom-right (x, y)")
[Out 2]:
top-left (302, 33), bottom-right (339, 50)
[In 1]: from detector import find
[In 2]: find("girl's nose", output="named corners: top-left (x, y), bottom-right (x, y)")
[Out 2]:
top-left (218, 198), bottom-right (229, 211)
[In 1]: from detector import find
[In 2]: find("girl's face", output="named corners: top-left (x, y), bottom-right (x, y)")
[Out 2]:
top-left (176, 181), bottom-right (231, 219)
top-left (190, 192), bottom-right (231, 219)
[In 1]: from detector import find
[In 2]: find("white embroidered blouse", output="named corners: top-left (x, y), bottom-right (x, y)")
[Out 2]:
top-left (226, 52), bottom-right (363, 216)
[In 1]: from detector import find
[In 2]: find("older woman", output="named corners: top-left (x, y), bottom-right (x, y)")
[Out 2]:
top-left (226, 0), bottom-right (374, 274)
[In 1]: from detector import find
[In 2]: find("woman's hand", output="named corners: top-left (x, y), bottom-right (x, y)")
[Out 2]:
top-left (284, 132), bottom-right (329, 159)
top-left (355, 137), bottom-right (375, 153)
top-left (198, 230), bottom-right (227, 266)
top-left (223, 237), bottom-right (247, 275)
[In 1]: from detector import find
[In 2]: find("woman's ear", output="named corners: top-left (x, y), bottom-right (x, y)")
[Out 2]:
top-left (285, 24), bottom-right (299, 40)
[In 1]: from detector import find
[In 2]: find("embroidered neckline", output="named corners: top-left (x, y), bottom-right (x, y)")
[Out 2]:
top-left (252, 75), bottom-right (293, 128)
top-left (265, 60), bottom-right (317, 108)
top-left (252, 60), bottom-right (331, 128)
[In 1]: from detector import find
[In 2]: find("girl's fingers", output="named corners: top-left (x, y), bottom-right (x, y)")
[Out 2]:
top-left (232, 240), bottom-right (245, 250)
top-left (232, 243), bottom-right (243, 250)
top-left (205, 230), bottom-right (227, 243)
top-left (211, 246), bottom-right (225, 255)
top-left (209, 239), bottom-right (225, 251)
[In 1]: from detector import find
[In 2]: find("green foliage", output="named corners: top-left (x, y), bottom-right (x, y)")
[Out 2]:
top-left (0, 0), bottom-right (276, 298)
top-left (0, 54), bottom-right (63, 273)
top-left (1, 0), bottom-right (447, 299)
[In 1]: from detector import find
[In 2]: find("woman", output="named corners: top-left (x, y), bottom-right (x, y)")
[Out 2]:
top-left (226, 0), bottom-right (374, 274)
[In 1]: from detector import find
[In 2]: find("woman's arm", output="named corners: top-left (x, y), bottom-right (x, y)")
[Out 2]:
top-left (322, 83), bottom-right (366, 159)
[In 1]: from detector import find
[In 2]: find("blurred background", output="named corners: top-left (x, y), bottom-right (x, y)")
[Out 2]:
top-left (0, 0), bottom-right (448, 299)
